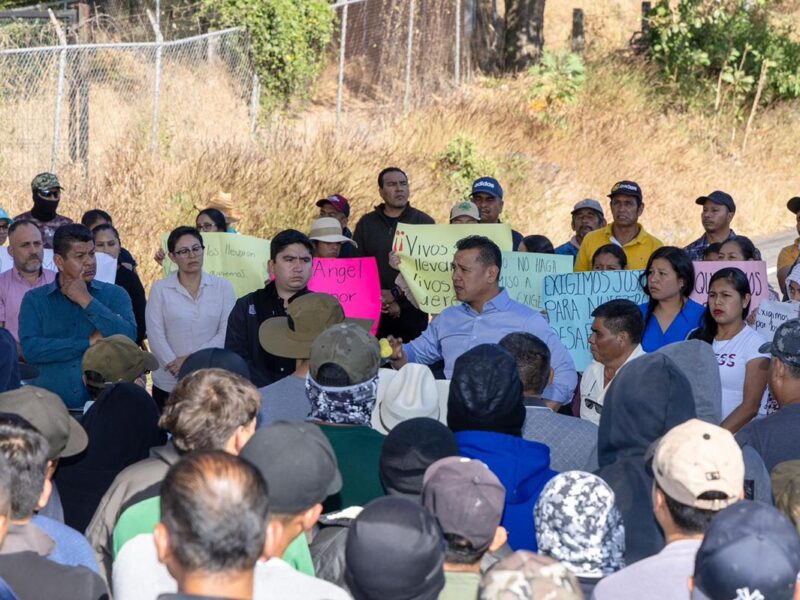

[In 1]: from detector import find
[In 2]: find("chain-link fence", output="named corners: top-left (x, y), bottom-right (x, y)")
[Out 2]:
top-left (332, 0), bottom-right (473, 125)
top-left (0, 26), bottom-right (257, 188)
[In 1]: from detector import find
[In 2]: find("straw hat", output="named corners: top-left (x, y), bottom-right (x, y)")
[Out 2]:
top-left (309, 217), bottom-right (357, 247)
top-left (199, 191), bottom-right (241, 224)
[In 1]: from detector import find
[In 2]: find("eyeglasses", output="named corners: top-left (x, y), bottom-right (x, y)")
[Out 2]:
top-left (197, 223), bottom-right (218, 232)
top-left (584, 398), bottom-right (603, 414)
top-left (0, 224), bottom-right (8, 231)
top-left (38, 189), bottom-right (60, 198)
top-left (173, 244), bottom-right (205, 257)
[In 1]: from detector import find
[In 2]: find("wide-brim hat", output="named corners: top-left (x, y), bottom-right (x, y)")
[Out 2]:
top-left (371, 366), bottom-right (450, 434)
top-left (198, 191), bottom-right (241, 224)
top-left (308, 217), bottom-right (358, 247)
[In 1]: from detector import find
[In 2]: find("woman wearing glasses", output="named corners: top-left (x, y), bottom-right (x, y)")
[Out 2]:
top-left (145, 226), bottom-right (236, 409)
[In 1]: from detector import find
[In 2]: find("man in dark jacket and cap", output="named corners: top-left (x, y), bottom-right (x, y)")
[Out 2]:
top-left (448, 343), bottom-right (556, 552)
top-left (595, 352), bottom-right (696, 564)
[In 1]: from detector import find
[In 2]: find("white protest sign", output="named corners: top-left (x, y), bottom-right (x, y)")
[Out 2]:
top-left (0, 247), bottom-right (117, 283)
top-left (754, 300), bottom-right (800, 341)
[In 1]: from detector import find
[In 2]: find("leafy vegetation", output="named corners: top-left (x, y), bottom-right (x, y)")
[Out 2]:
top-left (201, 0), bottom-right (334, 108)
top-left (526, 51), bottom-right (586, 120)
top-left (436, 136), bottom-right (499, 198)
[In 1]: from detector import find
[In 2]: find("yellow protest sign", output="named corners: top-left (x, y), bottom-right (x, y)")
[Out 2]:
top-left (161, 232), bottom-right (271, 298)
top-left (392, 223), bottom-right (513, 313)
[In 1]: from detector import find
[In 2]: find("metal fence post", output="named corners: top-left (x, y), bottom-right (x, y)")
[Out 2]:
top-left (336, 1), bottom-right (349, 132)
top-left (454, 0), bottom-right (461, 84)
top-left (403, 0), bottom-right (416, 114)
top-left (147, 9), bottom-right (163, 152)
top-left (48, 9), bottom-right (68, 173)
top-left (249, 74), bottom-right (260, 137)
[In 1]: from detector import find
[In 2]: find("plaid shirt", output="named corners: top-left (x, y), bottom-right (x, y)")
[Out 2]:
top-left (683, 229), bottom-right (761, 261)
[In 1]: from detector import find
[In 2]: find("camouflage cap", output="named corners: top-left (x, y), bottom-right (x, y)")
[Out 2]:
top-left (479, 551), bottom-right (584, 600)
top-left (310, 322), bottom-right (380, 385)
top-left (31, 172), bottom-right (63, 192)
top-left (759, 318), bottom-right (800, 368)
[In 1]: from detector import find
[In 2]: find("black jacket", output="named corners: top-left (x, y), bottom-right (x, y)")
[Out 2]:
top-left (0, 551), bottom-right (108, 599)
top-left (351, 203), bottom-right (434, 289)
top-left (115, 265), bottom-right (147, 346)
top-left (224, 281), bottom-right (309, 387)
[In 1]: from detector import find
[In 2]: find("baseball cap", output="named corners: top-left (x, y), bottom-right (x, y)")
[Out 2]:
top-left (607, 180), bottom-right (642, 200)
top-left (259, 293), bottom-right (370, 360)
top-left (379, 417), bottom-right (459, 498)
top-left (449, 201), bottom-right (480, 222)
top-left (307, 217), bottom-right (358, 247)
top-left (0, 208), bottom-right (12, 226)
top-left (693, 501), bottom-right (800, 600)
top-left (479, 551), bottom-right (583, 600)
top-left (82, 335), bottom-right (158, 389)
top-left (651, 419), bottom-right (744, 510)
top-left (177, 347), bottom-right (250, 381)
top-left (240, 422), bottom-right (342, 513)
top-left (470, 177), bottom-right (503, 199)
top-left (0, 386), bottom-right (87, 459)
top-left (758, 318), bottom-right (800, 368)
top-left (695, 190), bottom-right (736, 212)
top-left (571, 198), bottom-right (604, 217)
top-left (316, 194), bottom-right (351, 217)
top-left (31, 172), bottom-right (63, 192)
top-left (421, 456), bottom-right (505, 552)
top-left (309, 322), bottom-right (380, 386)
top-left (345, 496), bottom-right (446, 600)
top-left (787, 196), bottom-right (800, 214)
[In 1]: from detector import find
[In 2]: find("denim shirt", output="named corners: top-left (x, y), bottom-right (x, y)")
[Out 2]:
top-left (19, 276), bottom-right (136, 408)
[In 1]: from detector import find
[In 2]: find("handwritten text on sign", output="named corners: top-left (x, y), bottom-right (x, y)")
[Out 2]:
top-left (543, 270), bottom-right (647, 371)
top-left (393, 224), bottom-right (513, 313)
top-left (691, 261), bottom-right (769, 316)
top-left (755, 300), bottom-right (800, 341)
top-left (307, 257), bottom-right (381, 335)
top-left (499, 252), bottom-right (573, 310)
top-left (162, 232), bottom-right (271, 298)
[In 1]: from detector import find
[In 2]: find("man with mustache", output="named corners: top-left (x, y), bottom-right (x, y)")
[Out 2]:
top-left (18, 224), bottom-right (136, 414)
top-left (683, 190), bottom-right (760, 262)
top-left (0, 220), bottom-right (56, 348)
top-left (554, 199), bottom-right (606, 264)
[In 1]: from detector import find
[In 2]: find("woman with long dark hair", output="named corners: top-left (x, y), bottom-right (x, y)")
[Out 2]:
top-left (717, 234), bottom-right (779, 301)
top-left (689, 267), bottom-right (769, 432)
top-left (638, 246), bottom-right (704, 352)
top-left (195, 207), bottom-right (228, 233)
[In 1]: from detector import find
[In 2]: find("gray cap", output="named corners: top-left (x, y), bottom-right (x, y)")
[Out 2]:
top-left (571, 198), bottom-right (604, 217)
top-left (759, 318), bottom-right (800, 368)
top-left (239, 422), bottom-right (342, 513)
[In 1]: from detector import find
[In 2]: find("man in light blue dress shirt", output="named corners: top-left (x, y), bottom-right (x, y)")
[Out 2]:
top-left (387, 236), bottom-right (577, 405)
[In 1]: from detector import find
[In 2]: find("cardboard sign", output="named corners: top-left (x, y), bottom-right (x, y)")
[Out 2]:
top-left (754, 300), bottom-right (800, 341)
top-left (308, 257), bottom-right (381, 335)
top-left (691, 261), bottom-right (769, 315)
top-left (162, 232), bottom-right (271, 298)
top-left (0, 247), bottom-right (117, 284)
top-left (543, 270), bottom-right (647, 371)
top-left (392, 223), bottom-right (513, 313)
top-left (499, 251), bottom-right (573, 310)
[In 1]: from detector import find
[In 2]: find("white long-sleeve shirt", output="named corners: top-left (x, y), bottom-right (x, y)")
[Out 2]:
top-left (145, 271), bottom-right (236, 391)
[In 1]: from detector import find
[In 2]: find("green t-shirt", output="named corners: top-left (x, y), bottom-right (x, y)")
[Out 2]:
top-left (438, 571), bottom-right (480, 600)
top-left (111, 495), bottom-right (314, 575)
top-left (319, 424), bottom-right (386, 513)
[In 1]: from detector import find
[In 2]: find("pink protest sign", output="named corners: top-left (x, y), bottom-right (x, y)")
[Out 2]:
top-left (308, 257), bottom-right (381, 335)
top-left (690, 261), bottom-right (769, 315)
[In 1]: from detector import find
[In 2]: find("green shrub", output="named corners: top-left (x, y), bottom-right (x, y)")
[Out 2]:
top-left (436, 136), bottom-right (499, 198)
top-left (527, 51), bottom-right (586, 119)
top-left (201, 0), bottom-right (334, 108)
top-left (646, 0), bottom-right (800, 110)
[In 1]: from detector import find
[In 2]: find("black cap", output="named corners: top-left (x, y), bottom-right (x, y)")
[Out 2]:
top-left (344, 497), bottom-right (446, 600)
top-left (607, 180), bottom-right (642, 201)
top-left (379, 417), bottom-right (459, 498)
top-left (788, 197), bottom-right (800, 215)
top-left (694, 501), bottom-right (800, 600)
top-left (695, 190), bottom-right (736, 213)
top-left (239, 422), bottom-right (342, 514)
top-left (447, 344), bottom-right (525, 436)
top-left (177, 348), bottom-right (250, 381)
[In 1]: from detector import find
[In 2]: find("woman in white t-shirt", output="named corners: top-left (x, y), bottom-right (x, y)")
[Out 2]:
top-left (689, 267), bottom-right (769, 432)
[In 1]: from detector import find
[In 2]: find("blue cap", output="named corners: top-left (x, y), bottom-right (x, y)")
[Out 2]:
top-left (0, 208), bottom-right (12, 225)
top-left (693, 501), bottom-right (800, 600)
top-left (695, 191), bottom-right (736, 213)
top-left (470, 177), bottom-right (503, 200)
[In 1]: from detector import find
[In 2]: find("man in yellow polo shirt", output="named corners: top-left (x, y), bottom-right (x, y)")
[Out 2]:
top-left (574, 180), bottom-right (663, 271)
top-left (777, 196), bottom-right (800, 295)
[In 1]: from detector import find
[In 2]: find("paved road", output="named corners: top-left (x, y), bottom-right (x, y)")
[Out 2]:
top-left (754, 228), bottom-right (796, 287)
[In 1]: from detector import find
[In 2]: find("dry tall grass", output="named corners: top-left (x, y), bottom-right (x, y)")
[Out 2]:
top-left (1, 57), bottom-right (798, 291)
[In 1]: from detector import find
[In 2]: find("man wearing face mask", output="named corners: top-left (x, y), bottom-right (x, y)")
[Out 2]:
top-left (14, 173), bottom-right (74, 250)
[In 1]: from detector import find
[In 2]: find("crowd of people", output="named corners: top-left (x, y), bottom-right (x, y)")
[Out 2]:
top-left (0, 168), bottom-right (798, 599)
